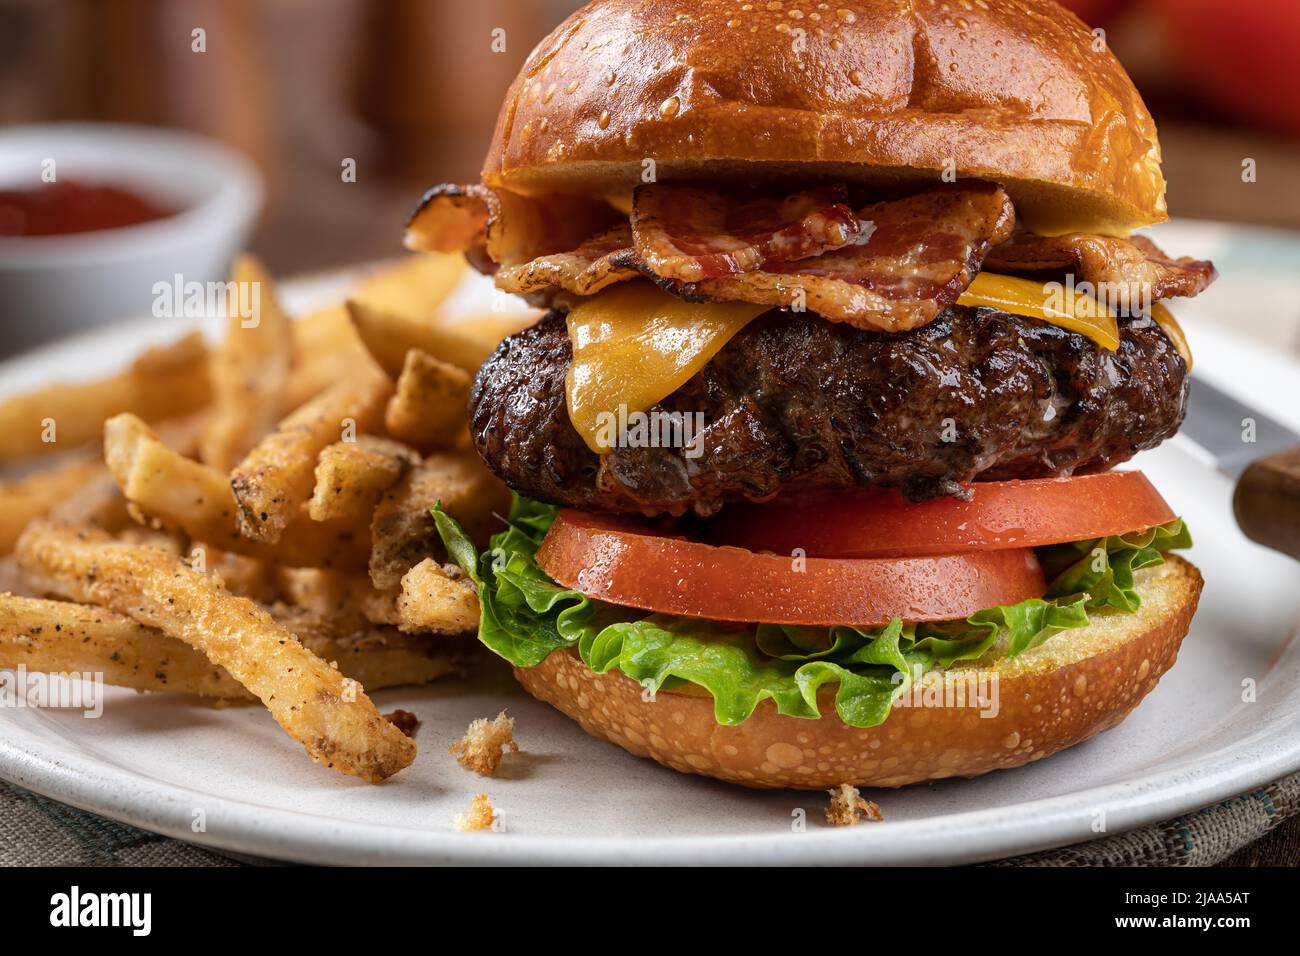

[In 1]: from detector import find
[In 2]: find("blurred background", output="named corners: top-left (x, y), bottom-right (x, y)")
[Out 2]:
top-left (1, 0), bottom-right (1299, 349)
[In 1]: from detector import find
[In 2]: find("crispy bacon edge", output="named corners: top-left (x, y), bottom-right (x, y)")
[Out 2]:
top-left (984, 232), bottom-right (1218, 304)
top-left (405, 183), bottom-right (620, 271)
top-left (405, 183), bottom-right (497, 274)
top-left (494, 224), bottom-right (640, 296)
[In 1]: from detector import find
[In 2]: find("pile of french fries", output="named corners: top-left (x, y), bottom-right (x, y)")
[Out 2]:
top-left (0, 252), bottom-right (534, 782)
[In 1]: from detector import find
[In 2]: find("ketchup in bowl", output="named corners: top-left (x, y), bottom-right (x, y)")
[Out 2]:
top-left (0, 180), bottom-right (177, 238)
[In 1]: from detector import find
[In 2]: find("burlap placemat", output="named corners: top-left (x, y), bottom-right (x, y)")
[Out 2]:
top-left (2, 772), bottom-right (1297, 866)
top-left (0, 779), bottom-right (236, 867)
top-left (990, 771), bottom-right (1300, 866)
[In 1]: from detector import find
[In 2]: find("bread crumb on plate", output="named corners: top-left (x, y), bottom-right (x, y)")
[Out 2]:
top-left (450, 709), bottom-right (520, 775)
top-left (454, 793), bottom-right (497, 832)
top-left (825, 783), bottom-right (883, 827)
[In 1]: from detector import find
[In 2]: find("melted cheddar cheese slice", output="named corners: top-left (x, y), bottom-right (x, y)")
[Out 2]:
top-left (956, 273), bottom-right (1121, 350)
top-left (566, 284), bottom-right (766, 454)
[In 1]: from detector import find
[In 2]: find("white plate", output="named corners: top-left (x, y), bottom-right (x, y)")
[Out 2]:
top-left (1, 264), bottom-right (1299, 866)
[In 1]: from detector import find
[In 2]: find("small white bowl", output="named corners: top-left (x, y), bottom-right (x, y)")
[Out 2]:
top-left (0, 123), bottom-right (263, 355)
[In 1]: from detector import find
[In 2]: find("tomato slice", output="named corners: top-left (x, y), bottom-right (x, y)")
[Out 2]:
top-left (536, 510), bottom-right (1047, 628)
top-left (708, 471), bottom-right (1175, 559)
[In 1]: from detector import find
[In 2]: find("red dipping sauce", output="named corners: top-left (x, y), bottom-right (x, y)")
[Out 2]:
top-left (0, 180), bottom-right (177, 238)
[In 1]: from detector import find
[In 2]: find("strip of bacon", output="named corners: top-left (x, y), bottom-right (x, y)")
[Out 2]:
top-left (630, 184), bottom-right (871, 282)
top-left (664, 183), bottom-right (1016, 331)
top-left (495, 224), bottom-right (640, 295)
top-left (984, 231), bottom-right (1217, 307)
top-left (404, 183), bottom-right (493, 257)
top-left (405, 183), bottom-right (619, 271)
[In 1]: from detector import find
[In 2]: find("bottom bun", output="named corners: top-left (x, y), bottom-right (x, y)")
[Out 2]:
top-left (514, 556), bottom-right (1202, 789)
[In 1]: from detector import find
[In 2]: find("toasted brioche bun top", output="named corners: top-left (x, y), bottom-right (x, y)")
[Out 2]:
top-left (483, 0), bottom-right (1165, 237)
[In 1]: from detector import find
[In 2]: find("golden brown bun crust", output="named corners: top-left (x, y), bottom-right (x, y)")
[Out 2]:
top-left (483, 0), bottom-right (1165, 237)
top-left (514, 556), bottom-right (1202, 789)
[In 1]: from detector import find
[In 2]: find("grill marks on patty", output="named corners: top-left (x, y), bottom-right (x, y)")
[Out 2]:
top-left (469, 307), bottom-right (1189, 517)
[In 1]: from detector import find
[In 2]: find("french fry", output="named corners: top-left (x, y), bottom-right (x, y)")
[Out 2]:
top-left (0, 556), bottom-right (31, 596)
top-left (286, 304), bottom-right (377, 408)
top-left (150, 411), bottom-right (208, 459)
top-left (104, 414), bottom-right (230, 539)
top-left (201, 547), bottom-right (277, 603)
top-left (350, 253), bottom-right (465, 322)
top-left (113, 524), bottom-right (186, 555)
top-left (200, 254), bottom-right (294, 470)
top-left (383, 349), bottom-right (472, 449)
top-left (265, 508), bottom-right (374, 571)
top-left (347, 299), bottom-right (494, 376)
top-left (308, 436), bottom-right (418, 523)
top-left (271, 606), bottom-right (466, 690)
top-left (0, 593), bottom-right (248, 699)
top-left (48, 471), bottom-right (132, 534)
top-left (292, 304), bottom-right (363, 357)
top-left (350, 253), bottom-right (534, 373)
top-left (0, 456), bottom-right (104, 554)
top-left (369, 451), bottom-right (509, 589)
top-left (230, 368), bottom-right (393, 544)
top-left (0, 595), bottom-right (462, 700)
top-left (397, 558), bottom-right (480, 634)
top-left (438, 308), bottom-right (539, 360)
top-left (15, 521), bottom-right (417, 783)
top-left (30, 409), bottom-right (206, 540)
top-left (274, 567), bottom-right (400, 627)
top-left (104, 414), bottom-right (369, 570)
top-left (0, 332), bottom-right (211, 461)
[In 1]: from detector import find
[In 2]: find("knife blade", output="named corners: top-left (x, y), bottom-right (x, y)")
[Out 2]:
top-left (1182, 377), bottom-right (1300, 479)
top-left (1184, 377), bottom-right (1300, 562)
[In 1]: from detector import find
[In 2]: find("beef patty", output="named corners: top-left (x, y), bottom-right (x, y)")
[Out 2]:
top-left (470, 305), bottom-right (1189, 516)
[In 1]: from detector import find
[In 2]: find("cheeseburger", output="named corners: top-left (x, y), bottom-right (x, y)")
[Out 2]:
top-left (418, 0), bottom-right (1213, 789)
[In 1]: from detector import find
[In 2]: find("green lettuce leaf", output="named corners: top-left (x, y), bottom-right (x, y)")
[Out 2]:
top-left (434, 498), bottom-right (1190, 729)
top-left (1042, 519), bottom-right (1192, 611)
